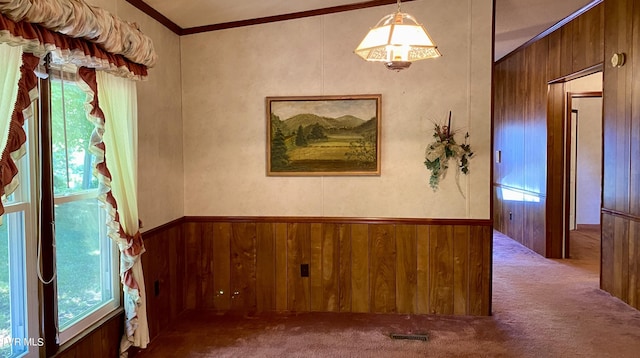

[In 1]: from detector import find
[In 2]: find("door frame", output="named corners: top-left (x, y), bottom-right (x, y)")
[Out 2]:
top-left (564, 91), bottom-right (603, 257)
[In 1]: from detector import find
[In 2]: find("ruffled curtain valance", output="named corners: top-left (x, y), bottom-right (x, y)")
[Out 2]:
top-left (0, 13), bottom-right (148, 80)
top-left (0, 0), bottom-right (156, 68)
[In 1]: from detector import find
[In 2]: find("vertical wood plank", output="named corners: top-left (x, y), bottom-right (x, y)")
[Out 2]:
top-left (632, 0), bottom-right (640, 218)
top-left (613, 217), bottom-right (630, 299)
top-left (338, 224), bottom-right (352, 312)
top-left (169, 225), bottom-right (184, 319)
top-left (274, 223), bottom-right (288, 311)
top-left (453, 225), bottom-right (470, 315)
top-left (482, 226), bottom-right (492, 315)
top-left (560, 24), bottom-right (574, 77)
top-left (430, 225), bottom-right (454, 314)
top-left (369, 225), bottom-right (396, 313)
top-left (200, 223), bottom-right (215, 309)
top-left (396, 225), bottom-right (417, 313)
top-left (256, 223), bottom-right (275, 312)
top-left (140, 233), bottom-right (158, 337)
top-left (572, 4), bottom-right (604, 72)
top-left (351, 224), bottom-right (369, 312)
top-left (230, 223), bottom-right (257, 311)
top-left (468, 225), bottom-right (486, 315)
top-left (629, 220), bottom-right (638, 307)
top-left (287, 223), bottom-right (311, 312)
top-left (183, 222), bottom-right (200, 309)
top-left (416, 225), bottom-right (430, 314)
top-left (321, 223), bottom-right (340, 312)
top-left (212, 223), bottom-right (231, 311)
top-left (546, 81), bottom-right (567, 258)
top-left (310, 223), bottom-right (324, 311)
top-left (601, 213), bottom-right (615, 293)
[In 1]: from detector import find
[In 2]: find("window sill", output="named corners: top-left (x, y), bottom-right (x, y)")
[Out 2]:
top-left (55, 307), bottom-right (124, 356)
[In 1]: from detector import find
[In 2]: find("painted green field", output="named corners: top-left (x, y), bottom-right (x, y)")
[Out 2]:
top-left (273, 134), bottom-right (376, 172)
top-left (287, 135), bottom-right (361, 161)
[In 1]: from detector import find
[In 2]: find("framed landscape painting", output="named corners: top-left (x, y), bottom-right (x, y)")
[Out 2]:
top-left (266, 94), bottom-right (381, 176)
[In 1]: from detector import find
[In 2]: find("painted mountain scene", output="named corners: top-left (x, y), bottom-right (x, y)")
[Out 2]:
top-left (267, 96), bottom-right (381, 175)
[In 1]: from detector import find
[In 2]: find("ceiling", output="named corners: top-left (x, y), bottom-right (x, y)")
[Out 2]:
top-left (128, 0), bottom-right (597, 60)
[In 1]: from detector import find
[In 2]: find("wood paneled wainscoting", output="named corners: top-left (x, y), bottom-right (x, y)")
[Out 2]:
top-left (174, 217), bottom-right (492, 317)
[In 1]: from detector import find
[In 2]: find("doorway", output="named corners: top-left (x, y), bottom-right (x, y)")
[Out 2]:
top-left (563, 73), bottom-right (603, 258)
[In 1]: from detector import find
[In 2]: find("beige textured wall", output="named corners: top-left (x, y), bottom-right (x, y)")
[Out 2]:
top-left (181, 0), bottom-right (493, 219)
top-left (86, 0), bottom-right (184, 230)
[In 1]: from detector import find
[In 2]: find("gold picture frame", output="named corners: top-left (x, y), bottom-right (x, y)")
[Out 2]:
top-left (266, 95), bottom-right (382, 176)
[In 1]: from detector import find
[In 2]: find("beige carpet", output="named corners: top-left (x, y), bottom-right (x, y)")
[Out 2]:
top-left (134, 230), bottom-right (640, 357)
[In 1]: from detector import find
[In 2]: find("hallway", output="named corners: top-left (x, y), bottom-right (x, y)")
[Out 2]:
top-left (491, 228), bottom-right (639, 357)
top-left (134, 230), bottom-right (640, 357)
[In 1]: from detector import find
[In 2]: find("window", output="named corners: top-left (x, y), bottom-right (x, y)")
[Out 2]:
top-left (0, 117), bottom-right (39, 358)
top-left (49, 70), bottom-right (119, 343)
top-left (1, 65), bottom-right (121, 355)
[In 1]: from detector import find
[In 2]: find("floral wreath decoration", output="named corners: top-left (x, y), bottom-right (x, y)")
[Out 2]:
top-left (423, 112), bottom-right (473, 197)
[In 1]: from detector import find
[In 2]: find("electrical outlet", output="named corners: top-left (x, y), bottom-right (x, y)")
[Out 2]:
top-left (300, 264), bottom-right (309, 277)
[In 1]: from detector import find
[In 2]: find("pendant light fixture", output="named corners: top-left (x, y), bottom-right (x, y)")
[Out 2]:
top-left (354, 0), bottom-right (441, 71)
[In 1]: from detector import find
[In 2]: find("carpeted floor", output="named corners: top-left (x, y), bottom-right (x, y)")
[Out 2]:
top-left (134, 229), bottom-right (640, 357)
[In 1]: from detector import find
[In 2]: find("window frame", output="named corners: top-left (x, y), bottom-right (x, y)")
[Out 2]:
top-left (0, 115), bottom-right (41, 358)
top-left (45, 69), bottom-right (120, 345)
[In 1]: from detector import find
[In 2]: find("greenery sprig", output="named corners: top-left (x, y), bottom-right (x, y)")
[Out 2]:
top-left (423, 112), bottom-right (473, 194)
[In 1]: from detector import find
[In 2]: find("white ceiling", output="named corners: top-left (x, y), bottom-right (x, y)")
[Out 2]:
top-left (139, 0), bottom-right (597, 60)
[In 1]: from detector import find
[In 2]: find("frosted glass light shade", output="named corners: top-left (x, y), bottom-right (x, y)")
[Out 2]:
top-left (355, 12), bottom-right (441, 71)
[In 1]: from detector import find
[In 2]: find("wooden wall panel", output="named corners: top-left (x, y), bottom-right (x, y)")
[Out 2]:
top-left (56, 312), bottom-right (123, 358)
top-left (337, 224), bottom-right (352, 312)
top-left (321, 224), bottom-right (340, 312)
top-left (630, 220), bottom-right (639, 307)
top-left (167, 225), bottom-right (185, 320)
top-left (600, 0), bottom-right (640, 311)
top-left (573, 4), bottom-right (604, 72)
top-left (416, 225), bottom-right (430, 313)
top-left (183, 222), bottom-right (200, 309)
top-left (430, 225), bottom-right (454, 314)
top-left (287, 223), bottom-right (311, 311)
top-left (633, 1), bottom-right (640, 218)
top-left (274, 223), bottom-right (288, 311)
top-left (453, 226), bottom-right (470, 315)
top-left (560, 25), bottom-right (574, 78)
top-left (546, 81), bottom-right (566, 258)
top-left (212, 223), bottom-right (231, 310)
top-left (369, 225), bottom-right (396, 313)
top-left (524, 38), bottom-right (549, 196)
top-left (351, 224), bottom-right (370, 312)
top-left (603, 0), bottom-right (632, 212)
top-left (601, 213), bottom-right (615, 293)
top-left (310, 223), bottom-right (323, 311)
top-left (493, 3), bottom-right (605, 259)
top-left (396, 225), bottom-right (417, 313)
top-left (177, 217), bottom-right (492, 316)
top-left (60, 216), bottom-right (492, 356)
top-left (230, 223), bottom-right (257, 311)
top-left (469, 225), bottom-right (490, 315)
top-left (256, 223), bottom-right (275, 312)
top-left (199, 223), bottom-right (215, 309)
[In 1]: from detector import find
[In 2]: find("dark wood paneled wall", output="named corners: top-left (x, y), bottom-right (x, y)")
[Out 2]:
top-left (601, 0), bottom-right (640, 310)
top-left (493, 3), bottom-right (604, 257)
top-left (54, 312), bottom-right (123, 358)
top-left (140, 219), bottom-right (186, 340)
top-left (495, 0), bottom-right (640, 311)
top-left (178, 217), bottom-right (493, 316)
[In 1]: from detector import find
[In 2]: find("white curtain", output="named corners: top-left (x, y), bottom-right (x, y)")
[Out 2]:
top-left (95, 70), bottom-right (149, 353)
top-left (0, 42), bottom-right (22, 173)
